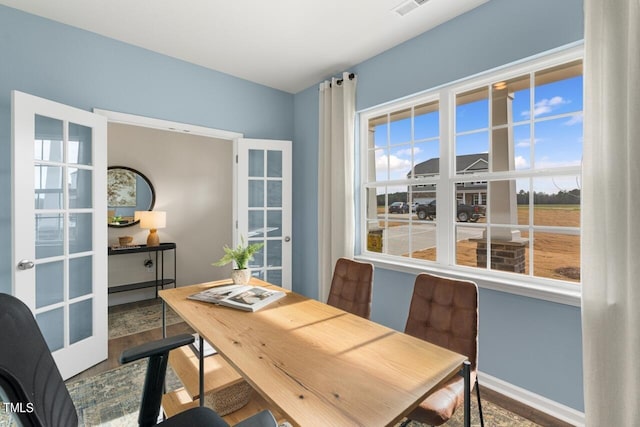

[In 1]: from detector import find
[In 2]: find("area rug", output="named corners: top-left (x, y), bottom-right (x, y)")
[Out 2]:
top-left (397, 398), bottom-right (540, 427)
top-left (62, 360), bottom-right (539, 427)
top-left (108, 300), bottom-right (183, 339)
top-left (65, 360), bottom-right (538, 427)
top-left (65, 360), bottom-right (183, 427)
top-left (86, 302), bottom-right (540, 427)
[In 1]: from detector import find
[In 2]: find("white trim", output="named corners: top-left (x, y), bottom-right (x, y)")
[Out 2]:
top-left (358, 43), bottom-right (584, 297)
top-left (93, 109), bottom-right (243, 140)
top-left (479, 371), bottom-right (585, 426)
top-left (356, 255), bottom-right (581, 306)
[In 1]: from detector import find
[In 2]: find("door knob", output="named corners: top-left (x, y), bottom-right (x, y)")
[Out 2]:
top-left (17, 260), bottom-right (35, 270)
top-left (284, 236), bottom-right (291, 242)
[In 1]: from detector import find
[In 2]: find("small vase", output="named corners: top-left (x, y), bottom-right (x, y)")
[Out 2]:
top-left (231, 268), bottom-right (251, 285)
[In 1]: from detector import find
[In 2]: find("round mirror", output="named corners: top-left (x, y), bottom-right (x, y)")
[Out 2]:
top-left (107, 166), bottom-right (155, 228)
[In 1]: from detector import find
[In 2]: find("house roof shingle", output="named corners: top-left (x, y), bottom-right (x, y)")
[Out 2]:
top-left (410, 153), bottom-right (488, 176)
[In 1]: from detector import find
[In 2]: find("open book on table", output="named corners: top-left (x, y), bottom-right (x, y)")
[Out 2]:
top-left (187, 284), bottom-right (285, 312)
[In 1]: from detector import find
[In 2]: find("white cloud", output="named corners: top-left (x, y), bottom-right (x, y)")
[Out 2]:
top-left (515, 156), bottom-right (529, 169)
top-left (376, 154), bottom-right (412, 174)
top-left (516, 138), bottom-right (542, 148)
top-left (521, 96), bottom-right (569, 118)
top-left (394, 147), bottom-right (421, 158)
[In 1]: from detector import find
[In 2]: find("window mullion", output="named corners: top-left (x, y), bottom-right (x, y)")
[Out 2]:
top-left (439, 89), bottom-right (452, 265)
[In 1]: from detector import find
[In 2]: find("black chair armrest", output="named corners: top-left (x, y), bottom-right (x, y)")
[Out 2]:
top-left (119, 333), bottom-right (195, 364)
top-left (233, 410), bottom-right (278, 427)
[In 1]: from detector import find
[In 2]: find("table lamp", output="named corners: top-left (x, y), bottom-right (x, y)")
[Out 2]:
top-left (135, 211), bottom-right (166, 247)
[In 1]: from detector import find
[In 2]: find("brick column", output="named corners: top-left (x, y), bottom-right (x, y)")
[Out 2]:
top-left (470, 238), bottom-right (528, 273)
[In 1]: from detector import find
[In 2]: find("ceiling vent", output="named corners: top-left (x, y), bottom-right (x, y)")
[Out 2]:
top-left (393, 0), bottom-right (429, 17)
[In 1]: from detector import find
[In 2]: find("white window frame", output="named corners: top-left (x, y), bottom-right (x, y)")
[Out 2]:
top-left (357, 43), bottom-right (583, 306)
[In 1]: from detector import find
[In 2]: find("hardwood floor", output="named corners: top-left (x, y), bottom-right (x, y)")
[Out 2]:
top-left (69, 299), bottom-right (194, 382)
top-left (70, 300), bottom-right (574, 427)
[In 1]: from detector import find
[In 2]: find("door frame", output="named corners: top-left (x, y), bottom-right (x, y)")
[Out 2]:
top-left (94, 110), bottom-right (293, 290)
top-left (93, 108), bottom-right (244, 270)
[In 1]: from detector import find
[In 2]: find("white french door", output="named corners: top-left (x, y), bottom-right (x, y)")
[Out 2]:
top-left (12, 91), bottom-right (108, 380)
top-left (236, 139), bottom-right (292, 290)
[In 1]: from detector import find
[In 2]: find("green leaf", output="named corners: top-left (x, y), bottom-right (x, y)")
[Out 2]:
top-left (212, 236), bottom-right (264, 270)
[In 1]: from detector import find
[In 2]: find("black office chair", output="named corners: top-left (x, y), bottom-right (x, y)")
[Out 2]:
top-left (0, 293), bottom-right (277, 427)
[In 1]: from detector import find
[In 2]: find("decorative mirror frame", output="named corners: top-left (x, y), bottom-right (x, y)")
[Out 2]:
top-left (107, 166), bottom-right (155, 228)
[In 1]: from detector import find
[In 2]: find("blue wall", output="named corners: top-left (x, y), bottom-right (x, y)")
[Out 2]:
top-left (292, 0), bottom-right (585, 412)
top-left (0, 5), bottom-right (293, 294)
top-left (1, 0), bottom-right (586, 413)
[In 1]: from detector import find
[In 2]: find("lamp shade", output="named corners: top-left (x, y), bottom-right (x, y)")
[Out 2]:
top-left (135, 211), bottom-right (166, 230)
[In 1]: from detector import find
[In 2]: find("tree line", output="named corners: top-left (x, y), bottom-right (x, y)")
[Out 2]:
top-left (517, 189), bottom-right (580, 205)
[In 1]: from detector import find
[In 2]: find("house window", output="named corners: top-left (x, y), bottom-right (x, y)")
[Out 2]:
top-left (360, 47), bottom-right (583, 289)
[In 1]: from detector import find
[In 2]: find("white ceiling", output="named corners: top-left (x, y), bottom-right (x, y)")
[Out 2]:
top-left (0, 0), bottom-right (488, 93)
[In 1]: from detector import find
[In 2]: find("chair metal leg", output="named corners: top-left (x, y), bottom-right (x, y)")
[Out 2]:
top-left (199, 335), bottom-right (205, 407)
top-left (476, 378), bottom-right (485, 427)
top-left (462, 360), bottom-right (471, 427)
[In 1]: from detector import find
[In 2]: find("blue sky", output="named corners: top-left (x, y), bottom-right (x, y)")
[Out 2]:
top-left (372, 74), bottom-right (583, 195)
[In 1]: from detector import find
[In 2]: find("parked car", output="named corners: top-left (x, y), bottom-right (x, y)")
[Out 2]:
top-left (389, 201), bottom-right (409, 214)
top-left (415, 199), bottom-right (485, 222)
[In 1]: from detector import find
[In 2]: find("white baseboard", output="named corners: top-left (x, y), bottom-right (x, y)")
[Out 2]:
top-left (479, 371), bottom-right (585, 427)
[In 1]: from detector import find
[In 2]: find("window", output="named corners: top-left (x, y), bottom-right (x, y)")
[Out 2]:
top-left (360, 47), bottom-right (583, 291)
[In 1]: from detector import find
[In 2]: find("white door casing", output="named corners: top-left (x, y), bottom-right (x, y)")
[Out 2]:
top-left (235, 139), bottom-right (292, 290)
top-left (12, 91), bottom-right (108, 380)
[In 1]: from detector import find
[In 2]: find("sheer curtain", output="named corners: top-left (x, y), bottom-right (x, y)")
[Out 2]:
top-left (318, 72), bottom-right (357, 301)
top-left (582, 1), bottom-right (640, 425)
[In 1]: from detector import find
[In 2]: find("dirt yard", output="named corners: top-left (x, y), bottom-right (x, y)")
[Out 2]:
top-left (379, 205), bottom-right (581, 282)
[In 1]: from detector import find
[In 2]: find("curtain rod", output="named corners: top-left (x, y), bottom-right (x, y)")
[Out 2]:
top-left (330, 73), bottom-right (356, 88)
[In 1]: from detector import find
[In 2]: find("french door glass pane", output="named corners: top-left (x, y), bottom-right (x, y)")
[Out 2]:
top-left (35, 165), bottom-right (63, 209)
top-left (266, 270), bottom-right (282, 287)
top-left (34, 115), bottom-right (63, 161)
top-left (69, 299), bottom-right (93, 344)
top-left (267, 211), bottom-right (282, 237)
top-left (266, 151), bottom-right (282, 177)
top-left (68, 168), bottom-right (92, 209)
top-left (250, 245), bottom-right (265, 269)
top-left (35, 261), bottom-right (64, 308)
top-left (68, 122), bottom-right (92, 165)
top-left (69, 213), bottom-right (92, 254)
top-left (267, 240), bottom-right (282, 267)
top-left (36, 308), bottom-right (64, 352)
top-left (249, 211), bottom-right (264, 235)
top-left (35, 213), bottom-right (64, 259)
top-left (249, 149), bottom-right (264, 177)
top-left (70, 256), bottom-right (93, 298)
top-left (267, 181), bottom-right (282, 207)
top-left (248, 180), bottom-right (264, 207)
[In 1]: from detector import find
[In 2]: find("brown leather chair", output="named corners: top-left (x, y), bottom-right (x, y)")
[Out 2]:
top-left (327, 258), bottom-right (374, 319)
top-left (400, 273), bottom-right (484, 427)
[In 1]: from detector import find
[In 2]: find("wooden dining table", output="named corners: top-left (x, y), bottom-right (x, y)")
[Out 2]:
top-left (160, 278), bottom-right (470, 427)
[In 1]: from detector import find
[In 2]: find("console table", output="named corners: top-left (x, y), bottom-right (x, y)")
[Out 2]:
top-left (107, 242), bottom-right (176, 298)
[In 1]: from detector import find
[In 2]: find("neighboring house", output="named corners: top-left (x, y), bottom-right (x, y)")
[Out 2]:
top-left (409, 153), bottom-right (488, 205)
